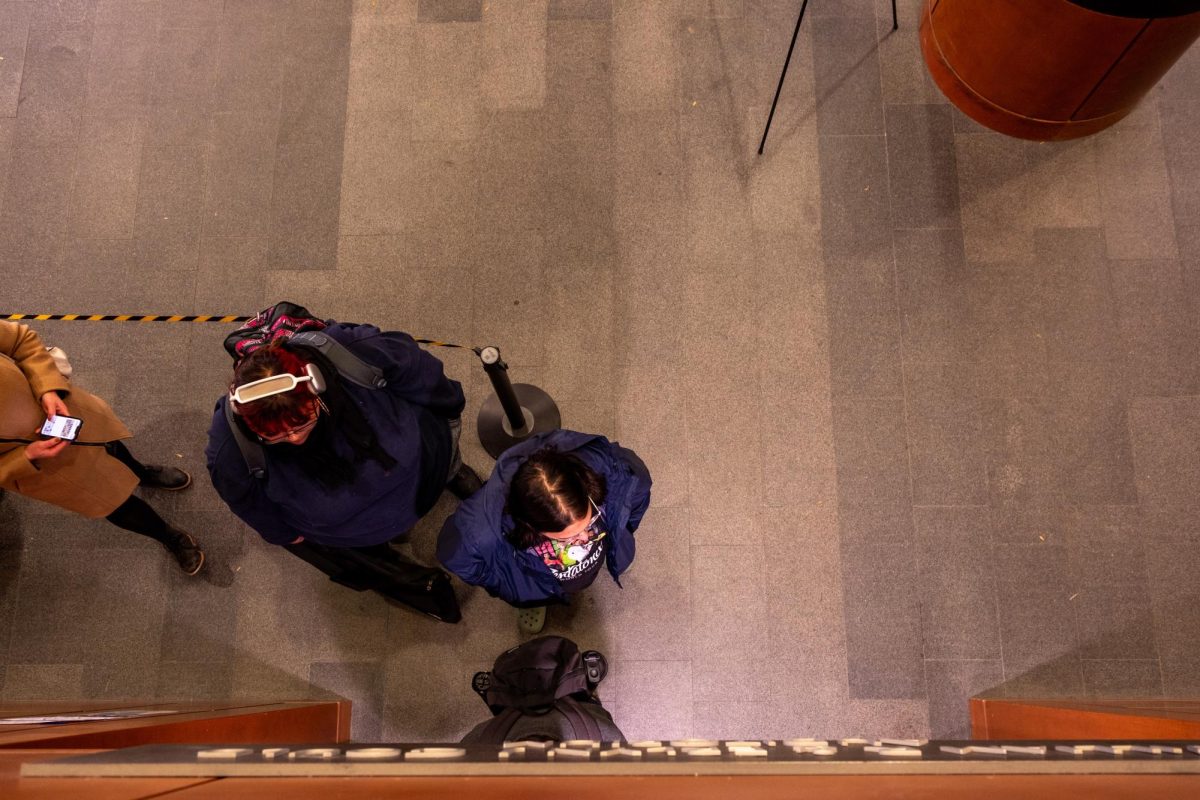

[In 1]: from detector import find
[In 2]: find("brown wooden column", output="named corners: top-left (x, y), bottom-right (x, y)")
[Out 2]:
top-left (920, 0), bottom-right (1200, 140)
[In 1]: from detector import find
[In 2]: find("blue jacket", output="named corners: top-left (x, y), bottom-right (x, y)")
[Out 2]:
top-left (436, 430), bottom-right (652, 607)
top-left (205, 321), bottom-right (465, 548)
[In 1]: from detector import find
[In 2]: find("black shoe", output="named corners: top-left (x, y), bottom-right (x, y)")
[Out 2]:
top-left (166, 529), bottom-right (205, 576)
top-left (446, 463), bottom-right (484, 500)
top-left (140, 465), bottom-right (192, 491)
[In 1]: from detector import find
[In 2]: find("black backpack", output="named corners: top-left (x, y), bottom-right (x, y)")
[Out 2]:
top-left (467, 636), bottom-right (619, 743)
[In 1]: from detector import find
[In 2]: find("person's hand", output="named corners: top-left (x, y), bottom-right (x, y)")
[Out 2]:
top-left (290, 535), bottom-right (305, 544)
top-left (25, 437), bottom-right (69, 462)
top-left (40, 391), bottom-right (69, 421)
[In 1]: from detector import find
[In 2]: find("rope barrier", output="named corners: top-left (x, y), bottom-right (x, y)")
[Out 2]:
top-left (1, 313), bottom-right (475, 351)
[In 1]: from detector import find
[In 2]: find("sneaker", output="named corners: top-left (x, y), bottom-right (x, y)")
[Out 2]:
top-left (166, 528), bottom-right (205, 576)
top-left (446, 463), bottom-right (484, 500)
top-left (140, 465), bottom-right (192, 491)
top-left (517, 605), bottom-right (546, 635)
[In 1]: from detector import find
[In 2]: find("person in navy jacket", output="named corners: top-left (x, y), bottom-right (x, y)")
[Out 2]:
top-left (206, 321), bottom-right (479, 548)
top-left (436, 429), bottom-right (651, 633)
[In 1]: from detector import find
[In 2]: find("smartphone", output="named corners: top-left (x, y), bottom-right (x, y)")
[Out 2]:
top-left (40, 415), bottom-right (83, 441)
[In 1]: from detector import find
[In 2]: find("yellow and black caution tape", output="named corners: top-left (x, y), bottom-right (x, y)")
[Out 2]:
top-left (2, 313), bottom-right (475, 351)
top-left (4, 312), bottom-right (245, 323)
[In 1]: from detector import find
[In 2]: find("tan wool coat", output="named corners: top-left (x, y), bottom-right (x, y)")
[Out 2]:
top-left (0, 321), bottom-right (138, 517)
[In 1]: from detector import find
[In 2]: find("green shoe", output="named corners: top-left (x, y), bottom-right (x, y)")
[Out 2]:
top-left (517, 606), bottom-right (546, 635)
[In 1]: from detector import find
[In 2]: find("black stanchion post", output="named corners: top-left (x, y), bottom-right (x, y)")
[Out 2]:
top-left (475, 346), bottom-right (562, 459)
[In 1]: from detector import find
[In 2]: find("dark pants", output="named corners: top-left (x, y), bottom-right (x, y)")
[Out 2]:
top-left (102, 442), bottom-right (173, 546)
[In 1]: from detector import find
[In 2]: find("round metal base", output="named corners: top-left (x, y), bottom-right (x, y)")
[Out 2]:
top-left (477, 383), bottom-right (562, 459)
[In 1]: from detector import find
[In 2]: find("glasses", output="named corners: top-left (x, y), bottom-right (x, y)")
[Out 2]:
top-left (231, 371), bottom-right (317, 405)
top-left (258, 399), bottom-right (326, 444)
top-left (542, 497), bottom-right (605, 543)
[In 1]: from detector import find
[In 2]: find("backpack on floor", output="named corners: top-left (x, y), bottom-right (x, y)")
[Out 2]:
top-left (464, 636), bottom-right (622, 743)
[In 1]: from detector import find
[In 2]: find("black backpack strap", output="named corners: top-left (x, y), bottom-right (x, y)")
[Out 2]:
top-left (555, 697), bottom-right (603, 741)
top-left (223, 397), bottom-right (267, 480)
top-left (477, 707), bottom-right (524, 745)
top-left (288, 331), bottom-right (388, 390)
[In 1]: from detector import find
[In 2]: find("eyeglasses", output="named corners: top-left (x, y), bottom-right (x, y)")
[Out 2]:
top-left (257, 399), bottom-right (326, 444)
top-left (541, 497), bottom-right (605, 543)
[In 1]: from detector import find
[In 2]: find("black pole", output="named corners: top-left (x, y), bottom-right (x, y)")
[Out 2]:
top-left (478, 346), bottom-right (528, 434)
top-left (758, 0), bottom-right (810, 156)
top-left (475, 345), bottom-right (562, 459)
top-left (892, 0), bottom-right (898, 30)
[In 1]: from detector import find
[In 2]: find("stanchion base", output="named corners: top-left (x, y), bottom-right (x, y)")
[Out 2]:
top-left (477, 383), bottom-right (561, 459)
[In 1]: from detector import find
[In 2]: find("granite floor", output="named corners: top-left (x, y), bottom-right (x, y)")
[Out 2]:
top-left (1, 0), bottom-right (1199, 742)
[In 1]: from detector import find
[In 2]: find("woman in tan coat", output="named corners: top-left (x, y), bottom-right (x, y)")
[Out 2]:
top-left (1, 321), bottom-right (204, 574)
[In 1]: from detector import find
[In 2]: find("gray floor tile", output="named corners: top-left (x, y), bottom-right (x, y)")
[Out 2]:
top-left (1095, 123), bottom-right (1179, 260)
top-left (348, 16), bottom-right (415, 115)
top-left (1063, 505), bottom-right (1148, 589)
top-left (0, 10), bottom-right (28, 118)
top-left (832, 397), bottom-right (910, 506)
top-left (210, 22), bottom-right (287, 113)
top-left (914, 507), bottom-right (1000, 660)
top-left (826, 256), bottom-right (902, 397)
top-left (876, 0), bottom-right (942, 105)
top-left (203, 110), bottom-right (280, 239)
top-left (418, 0), bottom-right (481, 22)
top-left (906, 363), bottom-right (993, 506)
top-left (543, 18), bottom-right (612, 142)
top-left (812, 16), bottom-right (883, 136)
top-left (68, 114), bottom-right (141, 239)
top-left (924, 659), bottom-right (1003, 739)
top-left (691, 545), bottom-right (768, 660)
top-left (83, 21), bottom-right (155, 113)
top-left (147, 26), bottom-right (220, 109)
top-left (1110, 259), bottom-right (1200, 397)
top-left (1048, 361), bottom-right (1137, 506)
top-left (1129, 397), bottom-right (1200, 513)
top-left (985, 398), bottom-right (1064, 539)
top-left (160, 0), bottom-right (223, 28)
top-left (271, 18), bottom-right (351, 270)
top-left (1073, 583), bottom-right (1157, 661)
top-left (1145, 540), bottom-right (1200, 679)
top-left (550, 0), bottom-right (611, 20)
top-left (1036, 228), bottom-right (1119, 363)
top-left (17, 26), bottom-right (91, 119)
top-left (818, 134), bottom-right (892, 262)
top-left (955, 133), bottom-right (1032, 263)
top-left (885, 104), bottom-right (959, 230)
top-left (1, 663), bottom-right (85, 701)
top-left (996, 581), bottom-right (1081, 689)
top-left (310, 661), bottom-right (383, 741)
top-left (840, 541), bottom-right (923, 699)
top-left (605, 659), bottom-right (691, 741)
top-left (1081, 659), bottom-right (1163, 698)
top-left (481, 2), bottom-right (547, 112)
top-left (412, 21), bottom-right (482, 141)
top-left (894, 227), bottom-right (975, 364)
top-left (134, 145), bottom-right (206, 271)
top-left (156, 661), bottom-right (235, 702)
top-left (0, 145), bottom-right (76, 270)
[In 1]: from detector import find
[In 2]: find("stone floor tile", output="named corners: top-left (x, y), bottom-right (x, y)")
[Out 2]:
top-left (885, 103), bottom-right (960, 230)
top-left (924, 659), bottom-right (1004, 739)
top-left (1129, 397), bottom-right (1200, 513)
top-left (840, 540), bottom-right (923, 699)
top-left (905, 362), bottom-right (993, 507)
top-left (1095, 123), bottom-right (1180, 260)
top-left (68, 115), bottom-right (141, 239)
top-left (417, 0), bottom-right (481, 22)
top-left (1110, 258), bottom-right (1200, 397)
top-left (914, 506), bottom-right (1000, 660)
top-left (832, 397), bottom-right (910, 506)
top-left (413, 21), bottom-right (482, 141)
top-left (812, 16), bottom-right (883, 136)
top-left (818, 134), bottom-right (893, 262)
top-left (1081, 659), bottom-right (1163, 699)
top-left (955, 132), bottom-right (1033, 263)
top-left (482, 1), bottom-right (546, 111)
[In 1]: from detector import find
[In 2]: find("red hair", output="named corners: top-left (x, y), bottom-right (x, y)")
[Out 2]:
top-left (231, 345), bottom-right (320, 439)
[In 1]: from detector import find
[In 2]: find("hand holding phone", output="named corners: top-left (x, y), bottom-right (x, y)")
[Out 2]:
top-left (41, 415), bottom-right (83, 441)
top-left (25, 436), bottom-right (70, 462)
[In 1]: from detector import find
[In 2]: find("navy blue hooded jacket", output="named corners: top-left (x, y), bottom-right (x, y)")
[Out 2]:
top-left (436, 430), bottom-right (652, 607)
top-left (205, 321), bottom-right (465, 548)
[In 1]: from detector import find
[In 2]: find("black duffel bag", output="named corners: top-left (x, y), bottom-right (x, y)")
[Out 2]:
top-left (285, 541), bottom-right (462, 623)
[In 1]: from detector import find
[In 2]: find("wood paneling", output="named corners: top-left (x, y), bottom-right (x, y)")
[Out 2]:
top-left (972, 697), bottom-right (1200, 739)
top-left (0, 702), bottom-right (350, 749)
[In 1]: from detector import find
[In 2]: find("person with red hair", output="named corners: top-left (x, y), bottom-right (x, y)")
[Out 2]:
top-left (205, 318), bottom-right (481, 550)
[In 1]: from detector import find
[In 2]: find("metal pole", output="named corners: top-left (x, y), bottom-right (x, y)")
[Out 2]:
top-left (758, 0), bottom-right (810, 155)
top-left (478, 347), bottom-right (528, 435)
top-left (475, 346), bottom-right (562, 459)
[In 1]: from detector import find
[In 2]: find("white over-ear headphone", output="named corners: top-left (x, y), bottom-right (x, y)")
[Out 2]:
top-left (230, 362), bottom-right (327, 406)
